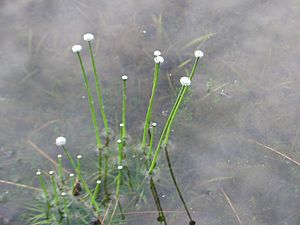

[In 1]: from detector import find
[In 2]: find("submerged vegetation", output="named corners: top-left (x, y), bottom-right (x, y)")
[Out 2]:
top-left (27, 33), bottom-right (204, 225)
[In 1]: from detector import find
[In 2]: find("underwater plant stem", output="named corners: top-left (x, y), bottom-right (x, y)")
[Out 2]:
top-left (62, 146), bottom-right (101, 212)
top-left (122, 79), bottom-right (127, 141)
top-left (76, 52), bottom-right (103, 149)
top-left (165, 147), bottom-right (194, 223)
top-left (88, 41), bottom-right (110, 137)
top-left (148, 58), bottom-right (200, 174)
top-left (150, 177), bottom-right (167, 225)
top-left (142, 63), bottom-right (160, 149)
top-left (62, 197), bottom-right (70, 225)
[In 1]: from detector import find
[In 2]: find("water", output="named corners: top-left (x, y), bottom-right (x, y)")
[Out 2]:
top-left (1, 0), bottom-right (300, 224)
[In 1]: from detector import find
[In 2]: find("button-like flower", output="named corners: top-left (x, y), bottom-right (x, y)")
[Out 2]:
top-left (122, 75), bottom-right (128, 81)
top-left (83, 33), bottom-right (94, 41)
top-left (180, 77), bottom-right (191, 86)
top-left (194, 50), bottom-right (204, 58)
top-left (56, 137), bottom-right (66, 147)
top-left (71, 45), bottom-right (82, 53)
top-left (154, 50), bottom-right (161, 56)
top-left (154, 56), bottom-right (164, 64)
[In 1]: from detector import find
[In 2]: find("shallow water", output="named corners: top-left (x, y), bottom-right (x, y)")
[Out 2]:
top-left (1, 0), bottom-right (300, 224)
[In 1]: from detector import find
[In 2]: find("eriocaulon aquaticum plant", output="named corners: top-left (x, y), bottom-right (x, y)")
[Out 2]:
top-left (32, 32), bottom-right (204, 225)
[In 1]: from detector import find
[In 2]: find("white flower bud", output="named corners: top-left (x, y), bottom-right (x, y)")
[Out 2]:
top-left (36, 170), bottom-right (41, 176)
top-left (49, 171), bottom-right (54, 175)
top-left (117, 165), bottom-right (123, 170)
top-left (83, 33), bottom-right (94, 41)
top-left (154, 50), bottom-right (161, 56)
top-left (122, 75), bottom-right (128, 80)
top-left (56, 137), bottom-right (66, 147)
top-left (180, 77), bottom-right (191, 86)
top-left (152, 122), bottom-right (157, 127)
top-left (154, 56), bottom-right (164, 64)
top-left (76, 155), bottom-right (82, 159)
top-left (96, 180), bottom-right (101, 184)
top-left (71, 45), bottom-right (82, 53)
top-left (194, 50), bottom-right (204, 58)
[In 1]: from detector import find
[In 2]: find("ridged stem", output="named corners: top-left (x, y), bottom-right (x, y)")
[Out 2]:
top-left (87, 41), bottom-right (109, 136)
top-left (141, 63), bottom-right (160, 149)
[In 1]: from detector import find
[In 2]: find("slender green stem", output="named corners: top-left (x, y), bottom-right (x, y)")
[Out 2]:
top-left (165, 147), bottom-right (194, 223)
top-left (62, 146), bottom-right (100, 212)
top-left (37, 172), bottom-right (50, 219)
top-left (88, 41), bottom-right (109, 136)
top-left (93, 180), bottom-right (101, 199)
top-left (141, 63), bottom-right (160, 149)
top-left (163, 57), bottom-right (199, 146)
top-left (76, 52), bottom-right (102, 149)
top-left (147, 124), bottom-right (156, 162)
top-left (116, 140), bottom-right (123, 197)
top-left (122, 79), bottom-right (127, 141)
top-left (61, 194), bottom-right (70, 225)
top-left (148, 58), bottom-right (200, 174)
top-left (57, 155), bottom-right (63, 185)
top-left (50, 173), bottom-right (59, 206)
top-left (76, 155), bottom-right (81, 179)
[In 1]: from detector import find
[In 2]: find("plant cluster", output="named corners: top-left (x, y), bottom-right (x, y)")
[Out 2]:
top-left (29, 33), bottom-right (204, 225)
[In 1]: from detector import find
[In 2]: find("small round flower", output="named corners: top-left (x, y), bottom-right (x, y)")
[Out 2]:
top-left (61, 192), bottom-right (66, 197)
top-left (180, 77), bottom-right (191, 86)
top-left (57, 154), bottom-right (62, 159)
top-left (117, 139), bottom-right (122, 144)
top-left (76, 155), bottom-right (82, 159)
top-left (56, 137), bottom-right (66, 147)
top-left (152, 122), bottom-right (157, 127)
top-left (69, 173), bottom-right (74, 177)
top-left (36, 170), bottom-right (41, 176)
top-left (118, 165), bottom-right (123, 170)
top-left (154, 50), bottom-right (161, 56)
top-left (154, 56), bottom-right (164, 64)
top-left (71, 45), bottom-right (82, 53)
top-left (194, 50), bottom-right (204, 58)
top-left (49, 171), bottom-right (54, 175)
top-left (120, 123), bottom-right (124, 127)
top-left (122, 75), bottom-right (128, 81)
top-left (83, 33), bottom-right (94, 41)
top-left (96, 180), bottom-right (101, 184)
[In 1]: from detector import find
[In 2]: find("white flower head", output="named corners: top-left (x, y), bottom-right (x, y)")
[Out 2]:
top-left (152, 122), bottom-right (157, 127)
top-left (154, 56), bottom-right (164, 64)
top-left (117, 165), bottom-right (123, 170)
top-left (61, 192), bottom-right (66, 197)
top-left (49, 171), bottom-right (54, 175)
top-left (56, 137), bottom-right (66, 147)
top-left (154, 50), bottom-right (161, 56)
top-left (194, 50), bottom-right (204, 58)
top-left (36, 170), bottom-right (42, 176)
top-left (57, 154), bottom-right (62, 159)
top-left (96, 180), bottom-right (101, 184)
top-left (180, 77), bottom-right (191, 86)
top-left (117, 139), bottom-right (122, 144)
top-left (71, 45), bottom-right (82, 53)
top-left (120, 123), bottom-right (124, 127)
top-left (69, 173), bottom-right (74, 177)
top-left (76, 155), bottom-right (82, 159)
top-left (83, 33), bottom-right (94, 41)
top-left (122, 75), bottom-right (128, 81)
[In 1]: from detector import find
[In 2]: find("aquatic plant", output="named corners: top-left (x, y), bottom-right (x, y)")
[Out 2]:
top-left (30, 33), bottom-right (203, 225)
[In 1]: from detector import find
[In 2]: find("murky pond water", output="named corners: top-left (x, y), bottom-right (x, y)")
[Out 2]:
top-left (1, 0), bottom-right (300, 224)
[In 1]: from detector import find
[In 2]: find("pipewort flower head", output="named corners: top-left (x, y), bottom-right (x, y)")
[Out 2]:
top-left (36, 170), bottom-right (42, 176)
top-left (49, 171), bottom-right (54, 176)
top-left (154, 50), bottom-right (161, 56)
top-left (152, 122), bottom-right (157, 127)
top-left (71, 45), bottom-right (82, 53)
top-left (83, 33), bottom-right (94, 41)
top-left (56, 137), bottom-right (66, 147)
top-left (76, 155), bottom-right (82, 159)
top-left (121, 75), bottom-right (128, 81)
top-left (117, 165), bottom-right (123, 170)
top-left (154, 56), bottom-right (164, 64)
top-left (180, 77), bottom-right (191, 86)
top-left (194, 50), bottom-right (204, 58)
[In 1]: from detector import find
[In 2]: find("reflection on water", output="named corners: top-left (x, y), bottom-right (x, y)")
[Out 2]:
top-left (1, 0), bottom-right (300, 224)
